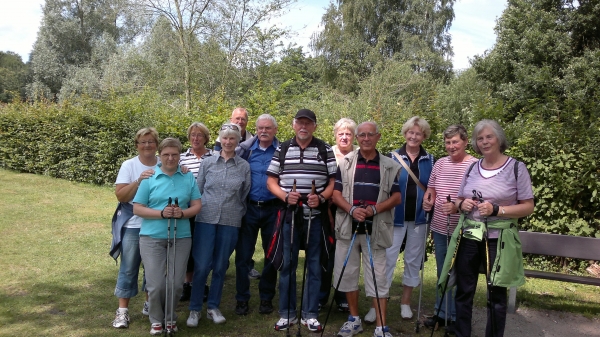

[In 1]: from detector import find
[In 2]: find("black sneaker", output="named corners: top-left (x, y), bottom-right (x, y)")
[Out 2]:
top-left (259, 300), bottom-right (274, 314)
top-left (235, 301), bottom-right (249, 315)
top-left (180, 282), bottom-right (192, 301)
top-left (424, 315), bottom-right (450, 329)
top-left (203, 284), bottom-right (209, 302)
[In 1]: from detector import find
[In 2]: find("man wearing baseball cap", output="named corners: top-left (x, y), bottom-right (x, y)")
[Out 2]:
top-left (266, 109), bottom-right (337, 332)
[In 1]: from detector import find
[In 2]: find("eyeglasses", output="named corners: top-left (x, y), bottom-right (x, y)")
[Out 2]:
top-left (190, 133), bottom-right (205, 139)
top-left (357, 132), bottom-right (379, 139)
top-left (221, 124), bottom-right (240, 131)
top-left (137, 141), bottom-right (156, 145)
top-left (160, 153), bottom-right (180, 159)
top-left (406, 130), bottom-right (423, 137)
top-left (257, 126), bottom-right (273, 131)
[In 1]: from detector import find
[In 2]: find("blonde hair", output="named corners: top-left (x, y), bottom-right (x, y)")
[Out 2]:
top-left (135, 127), bottom-right (159, 145)
top-left (187, 122), bottom-right (210, 146)
top-left (401, 116), bottom-right (431, 139)
top-left (334, 118), bottom-right (357, 136)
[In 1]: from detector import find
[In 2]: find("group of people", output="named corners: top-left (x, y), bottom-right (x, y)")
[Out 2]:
top-left (109, 107), bottom-right (534, 337)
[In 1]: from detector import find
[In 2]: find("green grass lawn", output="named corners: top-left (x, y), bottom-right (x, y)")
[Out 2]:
top-left (0, 168), bottom-right (598, 336)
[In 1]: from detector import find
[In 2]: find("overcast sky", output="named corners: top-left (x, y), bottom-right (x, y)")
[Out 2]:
top-left (0, 0), bottom-right (507, 70)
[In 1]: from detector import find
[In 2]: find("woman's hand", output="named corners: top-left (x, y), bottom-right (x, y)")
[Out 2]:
top-left (137, 169), bottom-right (155, 184)
top-left (477, 201), bottom-right (494, 217)
top-left (161, 205), bottom-right (175, 218)
top-left (460, 198), bottom-right (478, 213)
top-left (422, 197), bottom-right (434, 212)
top-left (441, 200), bottom-right (457, 215)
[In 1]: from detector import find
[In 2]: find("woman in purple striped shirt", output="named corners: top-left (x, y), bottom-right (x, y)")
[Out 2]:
top-left (450, 120), bottom-right (534, 337)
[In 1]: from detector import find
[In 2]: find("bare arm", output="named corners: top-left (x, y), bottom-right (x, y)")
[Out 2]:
top-left (115, 168), bottom-right (155, 202)
top-left (422, 187), bottom-right (436, 212)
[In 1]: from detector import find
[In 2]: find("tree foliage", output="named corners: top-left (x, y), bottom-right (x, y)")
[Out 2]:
top-left (0, 52), bottom-right (29, 103)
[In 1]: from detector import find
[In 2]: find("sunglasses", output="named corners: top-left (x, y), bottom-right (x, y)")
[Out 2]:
top-left (221, 124), bottom-right (240, 131)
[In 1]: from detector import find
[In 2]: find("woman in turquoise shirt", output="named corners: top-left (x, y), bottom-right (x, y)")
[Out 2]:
top-left (134, 137), bottom-right (202, 335)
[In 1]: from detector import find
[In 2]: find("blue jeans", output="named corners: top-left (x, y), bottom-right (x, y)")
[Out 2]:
top-left (278, 215), bottom-right (322, 320)
top-left (189, 222), bottom-right (239, 311)
top-left (235, 203), bottom-right (278, 302)
top-left (433, 231), bottom-right (456, 321)
top-left (115, 227), bottom-right (143, 299)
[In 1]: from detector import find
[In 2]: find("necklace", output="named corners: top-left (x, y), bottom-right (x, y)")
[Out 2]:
top-left (406, 149), bottom-right (420, 156)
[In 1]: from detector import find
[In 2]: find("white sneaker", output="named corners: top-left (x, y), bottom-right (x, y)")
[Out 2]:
top-left (364, 307), bottom-right (376, 324)
top-left (149, 323), bottom-right (163, 335)
top-left (112, 309), bottom-right (129, 328)
top-left (301, 317), bottom-right (323, 332)
top-left (401, 304), bottom-right (413, 319)
top-left (187, 310), bottom-right (200, 327)
top-left (274, 317), bottom-right (298, 331)
top-left (373, 325), bottom-right (392, 337)
top-left (142, 301), bottom-right (149, 316)
top-left (207, 308), bottom-right (226, 324)
top-left (337, 316), bottom-right (363, 336)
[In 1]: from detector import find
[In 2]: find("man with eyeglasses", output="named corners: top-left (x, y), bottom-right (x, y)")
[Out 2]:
top-left (331, 122), bottom-right (401, 337)
top-left (232, 114), bottom-right (280, 316)
top-left (214, 107), bottom-right (253, 151)
top-left (266, 109), bottom-right (337, 332)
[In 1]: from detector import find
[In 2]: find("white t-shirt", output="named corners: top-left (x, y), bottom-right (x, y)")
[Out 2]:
top-left (115, 156), bottom-right (158, 228)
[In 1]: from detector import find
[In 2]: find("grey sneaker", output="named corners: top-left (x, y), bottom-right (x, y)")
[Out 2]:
top-left (142, 301), bottom-right (149, 316)
top-left (112, 309), bottom-right (129, 328)
top-left (337, 316), bottom-right (363, 336)
top-left (207, 308), bottom-right (226, 324)
top-left (248, 268), bottom-right (261, 279)
top-left (187, 310), bottom-right (200, 327)
top-left (373, 325), bottom-right (392, 337)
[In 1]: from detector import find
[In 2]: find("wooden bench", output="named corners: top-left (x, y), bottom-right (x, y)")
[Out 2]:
top-left (508, 231), bottom-right (600, 313)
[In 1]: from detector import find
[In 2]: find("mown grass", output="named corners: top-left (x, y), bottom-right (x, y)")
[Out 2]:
top-left (0, 168), bottom-right (598, 336)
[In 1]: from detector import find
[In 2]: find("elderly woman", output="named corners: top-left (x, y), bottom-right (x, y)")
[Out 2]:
top-left (382, 116), bottom-right (434, 321)
top-left (441, 119), bottom-right (534, 337)
top-left (111, 127), bottom-right (159, 329)
top-left (133, 137), bottom-right (202, 335)
top-left (319, 118), bottom-right (357, 312)
top-left (179, 122), bottom-right (213, 302)
top-left (187, 123), bottom-right (251, 327)
top-left (421, 125), bottom-right (477, 331)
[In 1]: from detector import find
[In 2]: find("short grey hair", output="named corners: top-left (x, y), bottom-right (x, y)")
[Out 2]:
top-left (256, 114), bottom-right (278, 128)
top-left (355, 121), bottom-right (380, 135)
top-left (334, 118), bottom-right (357, 136)
top-left (471, 119), bottom-right (509, 154)
top-left (401, 116), bottom-right (431, 139)
top-left (158, 137), bottom-right (182, 154)
top-left (443, 124), bottom-right (469, 141)
top-left (219, 123), bottom-right (242, 143)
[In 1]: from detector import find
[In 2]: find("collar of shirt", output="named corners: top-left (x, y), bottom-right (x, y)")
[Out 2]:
top-left (291, 136), bottom-right (319, 148)
top-left (399, 144), bottom-right (425, 157)
top-left (155, 165), bottom-right (183, 177)
top-left (250, 137), bottom-right (279, 151)
top-left (357, 150), bottom-right (381, 164)
top-left (217, 153), bottom-right (242, 165)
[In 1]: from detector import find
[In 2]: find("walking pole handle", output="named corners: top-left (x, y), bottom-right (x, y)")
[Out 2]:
top-left (311, 180), bottom-right (316, 194)
top-left (174, 197), bottom-right (178, 206)
top-left (168, 197), bottom-right (172, 207)
top-left (446, 195), bottom-right (451, 203)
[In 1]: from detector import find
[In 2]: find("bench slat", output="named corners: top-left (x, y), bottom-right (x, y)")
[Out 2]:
top-left (519, 231), bottom-right (600, 261)
top-left (524, 269), bottom-right (600, 286)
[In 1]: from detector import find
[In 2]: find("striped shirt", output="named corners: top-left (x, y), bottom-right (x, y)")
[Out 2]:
top-left (427, 155), bottom-right (478, 235)
top-left (267, 137), bottom-right (337, 216)
top-left (195, 154), bottom-right (251, 227)
top-left (179, 148), bottom-right (214, 179)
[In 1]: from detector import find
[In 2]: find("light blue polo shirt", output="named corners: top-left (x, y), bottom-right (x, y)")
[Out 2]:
top-left (134, 166), bottom-right (201, 239)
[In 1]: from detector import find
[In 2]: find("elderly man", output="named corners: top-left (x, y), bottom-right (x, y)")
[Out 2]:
top-left (234, 114), bottom-right (280, 316)
top-left (331, 122), bottom-right (401, 337)
top-left (214, 107), bottom-right (253, 151)
top-left (267, 109), bottom-right (337, 332)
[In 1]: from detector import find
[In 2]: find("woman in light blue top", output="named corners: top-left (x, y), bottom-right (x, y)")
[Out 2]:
top-left (133, 137), bottom-right (202, 335)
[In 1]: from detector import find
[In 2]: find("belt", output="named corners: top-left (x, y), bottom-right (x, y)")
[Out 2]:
top-left (248, 199), bottom-right (279, 207)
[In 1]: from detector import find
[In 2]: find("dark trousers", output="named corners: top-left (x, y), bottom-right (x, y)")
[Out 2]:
top-left (455, 237), bottom-right (507, 337)
top-left (235, 203), bottom-right (278, 302)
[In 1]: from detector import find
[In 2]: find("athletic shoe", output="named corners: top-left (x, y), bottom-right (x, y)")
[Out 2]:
top-left (373, 325), bottom-right (392, 337)
top-left (259, 300), bottom-right (274, 314)
top-left (180, 282), bottom-right (192, 301)
top-left (112, 309), bottom-right (129, 328)
top-left (187, 310), bottom-right (200, 327)
top-left (424, 315), bottom-right (449, 328)
top-left (301, 317), bottom-right (323, 332)
top-left (364, 307), bottom-right (376, 324)
top-left (337, 316), bottom-right (363, 336)
top-left (337, 302), bottom-right (350, 312)
top-left (248, 268), bottom-right (261, 279)
top-left (401, 304), bottom-right (413, 319)
top-left (142, 301), bottom-right (150, 316)
top-left (207, 308), bottom-right (226, 324)
top-left (274, 317), bottom-right (298, 331)
top-left (235, 301), bottom-right (249, 315)
top-left (149, 323), bottom-right (163, 335)
top-left (165, 321), bottom-right (178, 333)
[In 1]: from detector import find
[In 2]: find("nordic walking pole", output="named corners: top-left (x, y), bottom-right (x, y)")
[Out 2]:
top-left (168, 197), bottom-right (179, 335)
top-left (416, 193), bottom-right (431, 333)
top-left (297, 180), bottom-right (316, 336)
top-left (286, 180), bottom-right (297, 337)
top-left (365, 214), bottom-right (384, 330)
top-left (320, 226), bottom-right (359, 337)
top-left (444, 195), bottom-right (452, 330)
top-left (475, 190), bottom-right (496, 337)
top-left (164, 197), bottom-right (172, 336)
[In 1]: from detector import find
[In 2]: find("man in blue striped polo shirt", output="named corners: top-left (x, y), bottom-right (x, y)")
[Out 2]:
top-left (267, 109), bottom-right (337, 332)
